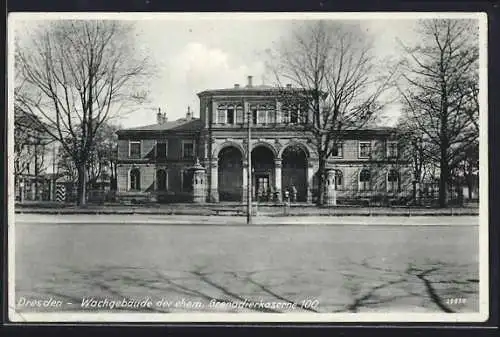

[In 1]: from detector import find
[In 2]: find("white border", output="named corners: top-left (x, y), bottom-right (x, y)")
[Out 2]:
top-left (7, 11), bottom-right (489, 323)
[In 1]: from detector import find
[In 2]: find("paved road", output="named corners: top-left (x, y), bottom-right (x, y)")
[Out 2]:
top-left (13, 215), bottom-right (479, 314)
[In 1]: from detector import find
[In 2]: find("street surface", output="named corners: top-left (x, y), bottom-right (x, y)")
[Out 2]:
top-left (13, 214), bottom-right (479, 313)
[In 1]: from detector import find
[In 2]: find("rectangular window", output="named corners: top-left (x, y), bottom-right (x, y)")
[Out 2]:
top-left (332, 143), bottom-right (343, 157)
top-left (129, 141), bottom-right (141, 158)
top-left (282, 109), bottom-right (290, 124)
top-left (387, 141), bottom-right (398, 158)
top-left (359, 142), bottom-right (371, 158)
top-left (290, 108), bottom-right (299, 124)
top-left (227, 109), bottom-right (235, 124)
top-left (236, 107), bottom-right (243, 124)
top-left (252, 109), bottom-right (258, 125)
top-left (182, 140), bottom-right (194, 160)
top-left (217, 109), bottom-right (226, 124)
top-left (267, 109), bottom-right (275, 124)
top-left (156, 141), bottom-right (168, 159)
top-left (258, 110), bottom-right (266, 124)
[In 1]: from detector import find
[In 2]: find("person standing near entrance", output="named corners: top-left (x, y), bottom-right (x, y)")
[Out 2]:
top-left (290, 184), bottom-right (297, 202)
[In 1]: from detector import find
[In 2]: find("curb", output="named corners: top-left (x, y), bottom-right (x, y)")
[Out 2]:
top-left (14, 210), bottom-right (479, 216)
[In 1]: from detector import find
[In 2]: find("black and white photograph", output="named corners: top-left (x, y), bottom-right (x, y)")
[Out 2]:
top-left (7, 12), bottom-right (488, 322)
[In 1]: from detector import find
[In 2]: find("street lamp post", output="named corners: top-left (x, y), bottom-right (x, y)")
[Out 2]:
top-left (247, 107), bottom-right (252, 225)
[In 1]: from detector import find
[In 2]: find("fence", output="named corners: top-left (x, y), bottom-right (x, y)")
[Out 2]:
top-left (310, 185), bottom-right (472, 207)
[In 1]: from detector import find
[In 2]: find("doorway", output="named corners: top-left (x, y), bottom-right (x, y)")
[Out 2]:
top-left (255, 174), bottom-right (270, 201)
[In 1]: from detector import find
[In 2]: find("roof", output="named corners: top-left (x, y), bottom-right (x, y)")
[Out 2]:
top-left (117, 118), bottom-right (203, 133)
top-left (197, 84), bottom-right (303, 96)
top-left (15, 108), bottom-right (46, 133)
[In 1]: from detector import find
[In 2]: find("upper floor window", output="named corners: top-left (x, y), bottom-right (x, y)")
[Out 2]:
top-left (182, 140), bottom-right (194, 160)
top-left (217, 108), bottom-right (226, 124)
top-left (227, 108), bottom-right (235, 124)
top-left (156, 141), bottom-right (168, 159)
top-left (236, 105), bottom-right (244, 124)
top-left (129, 141), bottom-right (141, 159)
top-left (282, 105), bottom-right (305, 124)
top-left (359, 141), bottom-right (371, 158)
top-left (252, 109), bottom-right (258, 125)
top-left (332, 143), bottom-right (343, 157)
top-left (250, 104), bottom-right (275, 125)
top-left (217, 104), bottom-right (243, 125)
top-left (387, 141), bottom-right (398, 158)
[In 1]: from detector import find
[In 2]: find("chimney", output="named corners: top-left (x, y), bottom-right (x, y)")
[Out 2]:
top-left (247, 75), bottom-right (253, 88)
top-left (186, 106), bottom-right (192, 120)
top-left (156, 108), bottom-right (163, 124)
top-left (286, 84), bottom-right (292, 89)
top-left (234, 83), bottom-right (240, 89)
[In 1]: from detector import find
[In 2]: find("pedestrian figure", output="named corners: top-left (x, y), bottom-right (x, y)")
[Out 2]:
top-left (291, 185), bottom-right (297, 202)
top-left (268, 186), bottom-right (274, 202)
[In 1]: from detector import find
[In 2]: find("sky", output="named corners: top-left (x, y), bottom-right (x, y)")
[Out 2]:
top-left (129, 16), bottom-right (418, 128)
top-left (16, 13), bottom-right (477, 129)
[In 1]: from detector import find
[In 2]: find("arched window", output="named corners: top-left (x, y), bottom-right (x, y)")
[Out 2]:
top-left (235, 104), bottom-right (244, 124)
top-left (335, 169), bottom-right (343, 190)
top-left (130, 168), bottom-right (141, 191)
top-left (217, 104), bottom-right (227, 124)
top-left (387, 169), bottom-right (400, 193)
top-left (156, 169), bottom-right (167, 191)
top-left (359, 169), bottom-right (371, 191)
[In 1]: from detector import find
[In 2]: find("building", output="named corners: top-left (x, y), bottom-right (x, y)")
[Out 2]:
top-left (14, 108), bottom-right (54, 202)
top-left (116, 76), bottom-right (412, 204)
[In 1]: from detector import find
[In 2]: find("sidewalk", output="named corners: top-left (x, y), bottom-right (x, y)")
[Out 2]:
top-left (15, 214), bottom-right (479, 226)
top-left (14, 203), bottom-right (479, 217)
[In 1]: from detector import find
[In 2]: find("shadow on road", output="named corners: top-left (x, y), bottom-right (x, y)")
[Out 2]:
top-left (15, 259), bottom-right (478, 313)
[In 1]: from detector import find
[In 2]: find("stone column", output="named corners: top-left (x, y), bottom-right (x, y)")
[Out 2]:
top-left (274, 158), bottom-right (282, 202)
top-left (209, 159), bottom-right (219, 202)
top-left (211, 100), bottom-right (217, 126)
top-left (205, 104), bottom-right (209, 128)
top-left (415, 181), bottom-right (421, 205)
top-left (242, 160), bottom-right (248, 202)
top-left (324, 168), bottom-right (337, 206)
top-left (31, 182), bottom-right (36, 201)
top-left (20, 178), bottom-right (25, 203)
top-left (275, 99), bottom-right (282, 125)
top-left (306, 163), bottom-right (315, 203)
top-left (203, 138), bottom-right (208, 160)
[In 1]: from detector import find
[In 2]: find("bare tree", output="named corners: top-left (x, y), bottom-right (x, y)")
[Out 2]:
top-left (56, 122), bottom-right (120, 191)
top-left (398, 19), bottom-right (479, 207)
top-left (15, 20), bottom-right (151, 205)
top-left (267, 21), bottom-right (396, 205)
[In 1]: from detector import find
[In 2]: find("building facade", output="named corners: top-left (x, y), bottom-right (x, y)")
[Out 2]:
top-left (116, 77), bottom-right (412, 204)
top-left (14, 109), bottom-right (54, 202)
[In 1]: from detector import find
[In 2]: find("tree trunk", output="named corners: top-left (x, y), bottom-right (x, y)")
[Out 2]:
top-left (438, 158), bottom-right (448, 208)
top-left (439, 99), bottom-right (449, 208)
top-left (77, 164), bottom-right (87, 206)
top-left (34, 144), bottom-right (39, 201)
top-left (466, 175), bottom-right (473, 200)
top-left (317, 157), bottom-right (327, 206)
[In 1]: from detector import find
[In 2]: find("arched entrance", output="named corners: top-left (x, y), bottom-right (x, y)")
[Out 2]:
top-left (218, 146), bottom-right (243, 201)
top-left (282, 145), bottom-right (307, 202)
top-left (252, 146), bottom-right (275, 201)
